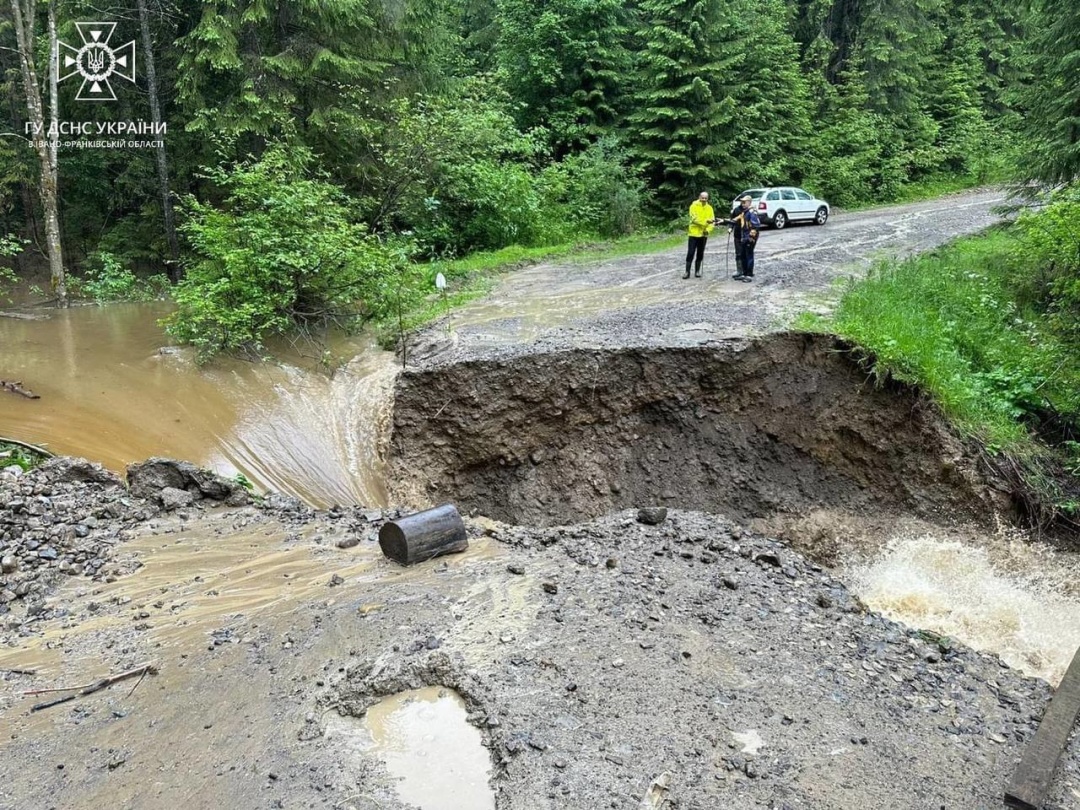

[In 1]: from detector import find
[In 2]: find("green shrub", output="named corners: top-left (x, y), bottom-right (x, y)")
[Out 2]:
top-left (537, 138), bottom-right (647, 241)
top-left (69, 251), bottom-right (170, 303)
top-left (167, 143), bottom-right (398, 359)
top-left (1009, 185), bottom-right (1080, 346)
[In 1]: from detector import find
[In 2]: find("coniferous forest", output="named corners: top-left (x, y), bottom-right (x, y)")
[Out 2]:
top-left (1, 0), bottom-right (1079, 357)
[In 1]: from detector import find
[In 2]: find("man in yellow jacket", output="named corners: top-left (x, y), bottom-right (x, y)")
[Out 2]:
top-left (685, 191), bottom-right (716, 279)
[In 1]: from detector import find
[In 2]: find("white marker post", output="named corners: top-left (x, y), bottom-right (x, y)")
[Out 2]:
top-left (435, 271), bottom-right (450, 332)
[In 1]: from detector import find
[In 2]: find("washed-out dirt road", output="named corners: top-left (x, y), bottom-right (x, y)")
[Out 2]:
top-left (4, 188), bottom-right (1080, 810)
top-left (409, 188), bottom-right (1008, 363)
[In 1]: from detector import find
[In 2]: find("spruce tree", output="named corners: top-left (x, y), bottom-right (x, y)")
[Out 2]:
top-left (1020, 0), bottom-right (1080, 183)
top-left (625, 0), bottom-right (736, 203)
top-left (495, 0), bottom-right (630, 152)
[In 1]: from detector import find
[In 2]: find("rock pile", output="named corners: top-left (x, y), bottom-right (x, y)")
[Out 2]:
top-left (0, 456), bottom-right (255, 614)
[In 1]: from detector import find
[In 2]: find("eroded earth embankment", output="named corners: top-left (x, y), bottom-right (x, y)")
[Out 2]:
top-left (389, 332), bottom-right (1006, 543)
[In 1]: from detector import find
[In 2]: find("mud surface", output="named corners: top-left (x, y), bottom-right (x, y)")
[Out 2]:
top-left (1, 489), bottom-right (1078, 810)
top-left (389, 333), bottom-right (999, 540)
top-left (4, 190), bottom-right (1080, 810)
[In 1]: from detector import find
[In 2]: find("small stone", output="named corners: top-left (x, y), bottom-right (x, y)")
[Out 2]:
top-left (605, 558), bottom-right (618, 569)
top-left (722, 577), bottom-right (739, 590)
top-left (636, 507), bottom-right (668, 526)
top-left (612, 658), bottom-right (625, 668)
top-left (1, 556), bottom-right (17, 574)
top-left (159, 487), bottom-right (196, 511)
top-left (328, 574), bottom-right (344, 587)
top-left (507, 564), bottom-right (526, 575)
top-left (542, 582), bottom-right (558, 595)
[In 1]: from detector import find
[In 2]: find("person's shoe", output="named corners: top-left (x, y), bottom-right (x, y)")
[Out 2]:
top-left (694, 271), bottom-right (702, 278)
top-left (731, 272), bottom-right (744, 280)
top-left (682, 271), bottom-right (690, 279)
top-left (740, 275), bottom-right (754, 282)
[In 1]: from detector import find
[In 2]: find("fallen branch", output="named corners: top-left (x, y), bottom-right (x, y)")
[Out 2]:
top-left (26, 662), bottom-right (158, 713)
top-left (0, 380), bottom-right (40, 399)
top-left (1, 668), bottom-right (37, 676)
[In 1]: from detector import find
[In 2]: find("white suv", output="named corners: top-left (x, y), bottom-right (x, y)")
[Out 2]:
top-left (730, 186), bottom-right (830, 229)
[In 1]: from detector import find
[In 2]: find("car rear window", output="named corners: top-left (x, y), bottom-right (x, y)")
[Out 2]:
top-left (740, 189), bottom-right (765, 199)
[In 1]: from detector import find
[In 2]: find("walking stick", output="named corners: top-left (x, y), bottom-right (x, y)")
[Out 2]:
top-left (725, 228), bottom-right (732, 277)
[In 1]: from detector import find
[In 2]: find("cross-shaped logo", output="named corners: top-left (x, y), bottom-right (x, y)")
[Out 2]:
top-left (58, 22), bottom-right (135, 102)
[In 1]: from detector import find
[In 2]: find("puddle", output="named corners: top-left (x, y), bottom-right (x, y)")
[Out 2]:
top-left (326, 686), bottom-right (495, 810)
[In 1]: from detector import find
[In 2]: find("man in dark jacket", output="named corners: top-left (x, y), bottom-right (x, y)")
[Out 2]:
top-left (724, 195), bottom-right (761, 282)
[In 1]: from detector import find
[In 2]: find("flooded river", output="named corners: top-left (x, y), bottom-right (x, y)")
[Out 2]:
top-left (0, 303), bottom-right (397, 507)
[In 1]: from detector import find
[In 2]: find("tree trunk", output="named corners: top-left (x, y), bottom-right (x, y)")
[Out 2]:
top-left (136, 0), bottom-right (181, 282)
top-left (10, 0), bottom-right (67, 306)
top-left (377, 504), bottom-right (469, 566)
top-left (45, 0), bottom-right (65, 305)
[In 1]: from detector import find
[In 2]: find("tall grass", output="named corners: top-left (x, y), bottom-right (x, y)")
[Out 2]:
top-left (802, 229), bottom-right (1079, 452)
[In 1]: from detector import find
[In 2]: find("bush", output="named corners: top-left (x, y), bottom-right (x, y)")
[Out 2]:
top-left (349, 80), bottom-right (647, 256)
top-left (536, 138), bottom-right (648, 241)
top-left (1009, 185), bottom-right (1080, 346)
top-left (0, 236), bottom-right (19, 302)
top-left (69, 251), bottom-right (170, 303)
top-left (167, 143), bottom-right (398, 359)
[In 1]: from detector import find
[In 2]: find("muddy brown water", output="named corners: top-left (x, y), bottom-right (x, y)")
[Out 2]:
top-left (325, 686), bottom-right (496, 810)
top-left (0, 303), bottom-right (396, 508)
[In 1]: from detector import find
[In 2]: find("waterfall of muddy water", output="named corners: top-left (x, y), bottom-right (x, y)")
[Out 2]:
top-left (324, 687), bottom-right (495, 810)
top-left (0, 303), bottom-right (397, 507)
top-left (846, 533), bottom-right (1080, 685)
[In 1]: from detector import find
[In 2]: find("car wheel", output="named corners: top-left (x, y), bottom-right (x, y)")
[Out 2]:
top-left (814, 207), bottom-right (828, 225)
top-left (773, 211), bottom-right (787, 230)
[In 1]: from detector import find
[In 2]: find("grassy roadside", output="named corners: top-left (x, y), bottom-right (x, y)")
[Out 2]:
top-left (796, 225), bottom-right (1080, 532)
top-left (373, 231), bottom-right (684, 345)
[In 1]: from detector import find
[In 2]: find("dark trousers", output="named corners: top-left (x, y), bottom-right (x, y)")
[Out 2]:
top-left (685, 235), bottom-right (708, 276)
top-left (734, 239), bottom-right (755, 276)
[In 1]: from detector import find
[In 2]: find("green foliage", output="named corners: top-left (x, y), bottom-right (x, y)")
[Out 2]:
top-left (817, 229), bottom-right (1080, 447)
top-left (68, 252), bottom-right (171, 303)
top-left (0, 234), bottom-right (22, 301)
top-left (1008, 185), bottom-right (1080, 344)
top-left (1018, 0), bottom-right (1080, 183)
top-left (494, 0), bottom-right (630, 149)
top-left (167, 143), bottom-right (396, 359)
top-left (0, 442), bottom-right (47, 472)
top-left (625, 0), bottom-right (737, 201)
top-left (349, 79), bottom-right (646, 256)
top-left (536, 138), bottom-right (649, 241)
